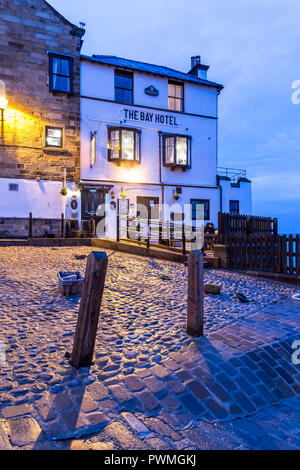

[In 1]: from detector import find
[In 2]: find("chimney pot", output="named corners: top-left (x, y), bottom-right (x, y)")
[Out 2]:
top-left (191, 55), bottom-right (201, 68)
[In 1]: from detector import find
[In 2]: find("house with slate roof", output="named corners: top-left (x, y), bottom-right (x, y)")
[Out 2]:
top-left (78, 54), bottom-right (252, 239)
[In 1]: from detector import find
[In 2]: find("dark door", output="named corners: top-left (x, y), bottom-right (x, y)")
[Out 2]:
top-left (81, 189), bottom-right (106, 235)
top-left (136, 196), bottom-right (160, 220)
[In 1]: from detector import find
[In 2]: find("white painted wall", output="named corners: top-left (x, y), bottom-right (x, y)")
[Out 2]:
top-left (80, 59), bottom-right (252, 238)
top-left (0, 178), bottom-right (79, 220)
top-left (81, 60), bottom-right (218, 118)
top-left (220, 180), bottom-right (252, 215)
top-left (80, 100), bottom-right (218, 187)
top-left (101, 183), bottom-right (220, 240)
top-left (163, 185), bottom-right (220, 227)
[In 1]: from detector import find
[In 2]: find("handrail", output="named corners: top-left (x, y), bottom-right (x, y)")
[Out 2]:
top-left (217, 167), bottom-right (247, 183)
top-left (116, 214), bottom-right (216, 253)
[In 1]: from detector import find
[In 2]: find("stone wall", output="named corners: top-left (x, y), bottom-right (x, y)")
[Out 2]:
top-left (0, 0), bottom-right (84, 181)
top-left (0, 217), bottom-right (62, 238)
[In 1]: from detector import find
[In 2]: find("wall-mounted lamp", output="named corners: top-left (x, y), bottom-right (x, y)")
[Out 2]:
top-left (0, 96), bottom-right (8, 121)
top-left (0, 80), bottom-right (8, 118)
top-left (0, 97), bottom-right (8, 111)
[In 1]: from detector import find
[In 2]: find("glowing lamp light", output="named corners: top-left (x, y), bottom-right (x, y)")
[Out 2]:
top-left (120, 187), bottom-right (127, 199)
top-left (0, 96), bottom-right (8, 111)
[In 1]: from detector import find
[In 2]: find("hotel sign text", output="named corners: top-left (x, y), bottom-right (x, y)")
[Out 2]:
top-left (123, 108), bottom-right (179, 126)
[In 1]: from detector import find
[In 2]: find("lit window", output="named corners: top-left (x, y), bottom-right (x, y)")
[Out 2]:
top-left (108, 127), bottom-right (140, 164)
top-left (90, 131), bottom-right (96, 168)
top-left (45, 126), bottom-right (63, 148)
top-left (168, 81), bottom-right (184, 112)
top-left (109, 129), bottom-right (121, 160)
top-left (49, 53), bottom-right (73, 93)
top-left (115, 70), bottom-right (133, 104)
top-left (191, 199), bottom-right (210, 221)
top-left (165, 136), bottom-right (175, 164)
top-left (163, 134), bottom-right (190, 169)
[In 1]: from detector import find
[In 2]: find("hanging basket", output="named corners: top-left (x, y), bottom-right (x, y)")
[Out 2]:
top-left (60, 186), bottom-right (67, 196)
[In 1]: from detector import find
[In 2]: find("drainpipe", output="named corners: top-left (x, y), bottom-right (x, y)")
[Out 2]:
top-left (217, 175), bottom-right (223, 213)
top-left (158, 131), bottom-right (164, 221)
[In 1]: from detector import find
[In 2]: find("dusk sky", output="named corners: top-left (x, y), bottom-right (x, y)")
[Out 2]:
top-left (50, 0), bottom-right (300, 234)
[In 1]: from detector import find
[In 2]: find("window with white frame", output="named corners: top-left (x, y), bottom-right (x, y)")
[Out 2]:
top-left (45, 126), bottom-right (63, 148)
top-left (163, 134), bottom-right (191, 169)
top-left (108, 127), bottom-right (141, 164)
top-left (168, 81), bottom-right (184, 112)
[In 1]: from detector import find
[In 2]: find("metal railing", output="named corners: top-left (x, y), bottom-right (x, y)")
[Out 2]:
top-left (217, 167), bottom-right (247, 183)
top-left (116, 216), bottom-right (208, 255)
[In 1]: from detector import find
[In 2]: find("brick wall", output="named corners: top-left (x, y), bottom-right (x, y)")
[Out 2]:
top-left (0, 0), bottom-right (84, 181)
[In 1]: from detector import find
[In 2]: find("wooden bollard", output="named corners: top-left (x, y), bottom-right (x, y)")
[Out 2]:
top-left (29, 212), bottom-right (33, 238)
top-left (187, 250), bottom-right (204, 337)
top-left (71, 251), bottom-right (108, 369)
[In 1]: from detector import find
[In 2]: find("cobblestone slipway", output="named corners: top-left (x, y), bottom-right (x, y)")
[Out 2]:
top-left (0, 247), bottom-right (299, 450)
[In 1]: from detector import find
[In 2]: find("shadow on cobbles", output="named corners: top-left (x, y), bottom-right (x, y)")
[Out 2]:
top-left (32, 364), bottom-right (90, 449)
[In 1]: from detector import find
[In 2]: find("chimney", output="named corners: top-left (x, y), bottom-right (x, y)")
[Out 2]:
top-left (189, 55), bottom-right (210, 80)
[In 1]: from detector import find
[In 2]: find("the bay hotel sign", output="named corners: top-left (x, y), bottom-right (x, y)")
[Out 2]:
top-left (123, 108), bottom-right (180, 127)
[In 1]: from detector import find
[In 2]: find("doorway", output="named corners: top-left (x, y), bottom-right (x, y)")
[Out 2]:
top-left (136, 196), bottom-right (160, 220)
top-left (81, 189), bottom-right (106, 236)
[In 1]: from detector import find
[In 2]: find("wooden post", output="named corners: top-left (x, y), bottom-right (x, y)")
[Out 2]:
top-left (187, 250), bottom-right (204, 337)
top-left (147, 214), bottom-right (150, 249)
top-left (182, 222), bottom-right (186, 256)
top-left (71, 251), bottom-right (108, 369)
top-left (61, 213), bottom-right (65, 238)
top-left (273, 218), bottom-right (278, 236)
top-left (159, 223), bottom-right (162, 245)
top-left (29, 212), bottom-right (32, 238)
top-left (116, 213), bottom-right (120, 242)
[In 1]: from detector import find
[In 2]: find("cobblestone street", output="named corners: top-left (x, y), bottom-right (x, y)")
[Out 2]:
top-left (0, 246), bottom-right (299, 450)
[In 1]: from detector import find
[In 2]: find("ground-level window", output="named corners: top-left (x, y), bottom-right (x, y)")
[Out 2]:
top-left (108, 127), bottom-right (141, 164)
top-left (45, 126), bottom-right (63, 148)
top-left (163, 134), bottom-right (191, 169)
top-left (8, 183), bottom-right (19, 192)
top-left (191, 199), bottom-right (210, 221)
top-left (229, 200), bottom-right (239, 214)
top-left (48, 53), bottom-right (73, 94)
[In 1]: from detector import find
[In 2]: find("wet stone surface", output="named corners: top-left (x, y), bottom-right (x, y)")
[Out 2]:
top-left (0, 246), bottom-right (299, 449)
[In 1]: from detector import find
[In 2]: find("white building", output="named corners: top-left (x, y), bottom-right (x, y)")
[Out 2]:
top-left (77, 54), bottom-right (252, 239)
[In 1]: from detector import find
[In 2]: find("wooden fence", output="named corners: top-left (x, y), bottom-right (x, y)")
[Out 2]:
top-left (218, 212), bottom-right (278, 242)
top-left (225, 234), bottom-right (300, 275)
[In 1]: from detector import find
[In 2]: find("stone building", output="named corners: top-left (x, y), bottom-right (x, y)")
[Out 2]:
top-left (0, 0), bottom-right (84, 237)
